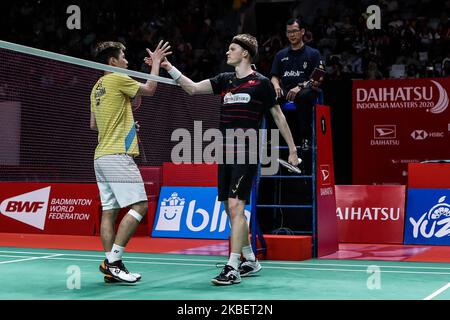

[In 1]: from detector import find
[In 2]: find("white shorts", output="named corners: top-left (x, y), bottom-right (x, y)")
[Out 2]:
top-left (94, 154), bottom-right (147, 210)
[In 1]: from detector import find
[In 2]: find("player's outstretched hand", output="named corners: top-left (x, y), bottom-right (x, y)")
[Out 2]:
top-left (144, 40), bottom-right (172, 66)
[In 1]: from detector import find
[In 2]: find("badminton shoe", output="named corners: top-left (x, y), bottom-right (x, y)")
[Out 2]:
top-left (99, 259), bottom-right (139, 283)
top-left (238, 259), bottom-right (262, 277)
top-left (211, 265), bottom-right (241, 285)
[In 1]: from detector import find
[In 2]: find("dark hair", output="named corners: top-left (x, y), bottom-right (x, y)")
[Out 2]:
top-left (94, 42), bottom-right (125, 65)
top-left (286, 18), bottom-right (305, 30)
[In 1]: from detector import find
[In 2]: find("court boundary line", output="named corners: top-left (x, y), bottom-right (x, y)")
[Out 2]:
top-left (2, 254), bottom-right (450, 275)
top-left (1, 249), bottom-right (450, 271)
top-left (0, 253), bottom-right (64, 265)
top-left (424, 283), bottom-right (450, 300)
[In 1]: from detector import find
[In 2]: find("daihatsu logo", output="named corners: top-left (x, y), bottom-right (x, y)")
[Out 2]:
top-left (374, 125), bottom-right (396, 139)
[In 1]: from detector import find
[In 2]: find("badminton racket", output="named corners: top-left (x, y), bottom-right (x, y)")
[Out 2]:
top-left (277, 158), bottom-right (302, 174)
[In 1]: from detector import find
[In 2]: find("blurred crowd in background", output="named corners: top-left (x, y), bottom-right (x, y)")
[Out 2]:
top-left (2, 0), bottom-right (449, 81)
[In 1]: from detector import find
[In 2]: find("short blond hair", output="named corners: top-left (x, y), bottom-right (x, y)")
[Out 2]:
top-left (94, 41), bottom-right (126, 64)
top-left (231, 34), bottom-right (258, 60)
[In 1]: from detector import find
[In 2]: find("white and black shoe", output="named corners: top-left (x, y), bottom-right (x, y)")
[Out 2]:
top-left (239, 259), bottom-right (262, 277)
top-left (211, 265), bottom-right (241, 285)
top-left (99, 259), bottom-right (141, 282)
top-left (103, 260), bottom-right (138, 283)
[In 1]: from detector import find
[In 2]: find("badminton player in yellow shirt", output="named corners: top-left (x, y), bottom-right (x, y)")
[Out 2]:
top-left (90, 40), bottom-right (171, 283)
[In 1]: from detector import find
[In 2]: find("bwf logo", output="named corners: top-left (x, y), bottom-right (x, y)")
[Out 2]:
top-left (5, 201), bottom-right (44, 213)
top-left (0, 187), bottom-right (51, 230)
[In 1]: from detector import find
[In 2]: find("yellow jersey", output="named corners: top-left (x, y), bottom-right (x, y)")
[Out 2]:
top-left (90, 73), bottom-right (141, 159)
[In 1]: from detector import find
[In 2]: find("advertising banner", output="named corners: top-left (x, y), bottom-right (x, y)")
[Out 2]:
top-left (408, 163), bottom-right (450, 188)
top-left (315, 105), bottom-right (338, 256)
top-left (336, 185), bottom-right (406, 243)
top-left (152, 186), bottom-right (251, 239)
top-left (404, 188), bottom-right (450, 245)
top-left (0, 183), bottom-right (99, 235)
top-left (352, 78), bottom-right (450, 184)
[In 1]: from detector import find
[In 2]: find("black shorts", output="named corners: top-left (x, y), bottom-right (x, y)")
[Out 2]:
top-left (218, 163), bottom-right (258, 203)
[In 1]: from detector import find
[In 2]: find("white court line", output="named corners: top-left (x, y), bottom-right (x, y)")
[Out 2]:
top-left (424, 283), bottom-right (450, 300)
top-left (0, 253), bottom-right (64, 265)
top-left (0, 250), bottom-right (449, 271)
top-left (2, 255), bottom-right (450, 275)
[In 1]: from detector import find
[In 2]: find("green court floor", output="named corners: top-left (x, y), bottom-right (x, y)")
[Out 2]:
top-left (0, 247), bottom-right (449, 300)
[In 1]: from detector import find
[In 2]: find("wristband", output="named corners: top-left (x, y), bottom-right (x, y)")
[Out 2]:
top-left (167, 66), bottom-right (182, 80)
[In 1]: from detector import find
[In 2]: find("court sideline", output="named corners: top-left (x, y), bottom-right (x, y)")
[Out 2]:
top-left (1, 247), bottom-right (450, 300)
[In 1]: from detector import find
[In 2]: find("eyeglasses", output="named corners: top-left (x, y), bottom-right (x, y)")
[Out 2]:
top-left (286, 29), bottom-right (301, 34)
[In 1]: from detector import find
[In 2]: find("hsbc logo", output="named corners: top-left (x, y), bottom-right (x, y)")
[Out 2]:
top-left (0, 187), bottom-right (51, 230)
top-left (374, 125), bottom-right (396, 139)
top-left (411, 130), bottom-right (428, 140)
top-left (410, 130), bottom-right (444, 140)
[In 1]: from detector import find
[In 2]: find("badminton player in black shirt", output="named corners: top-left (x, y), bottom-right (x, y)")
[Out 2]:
top-left (150, 34), bottom-right (299, 285)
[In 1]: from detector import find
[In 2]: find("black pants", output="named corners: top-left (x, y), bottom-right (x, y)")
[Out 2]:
top-left (293, 87), bottom-right (319, 144)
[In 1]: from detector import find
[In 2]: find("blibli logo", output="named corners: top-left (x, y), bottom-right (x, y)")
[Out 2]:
top-left (153, 187), bottom-right (251, 239)
top-left (155, 192), bottom-right (238, 232)
top-left (155, 192), bottom-right (185, 231)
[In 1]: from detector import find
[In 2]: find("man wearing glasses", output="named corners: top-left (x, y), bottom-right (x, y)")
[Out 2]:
top-left (270, 18), bottom-right (324, 154)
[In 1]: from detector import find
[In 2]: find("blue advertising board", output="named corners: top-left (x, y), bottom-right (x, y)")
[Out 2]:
top-left (152, 186), bottom-right (252, 239)
top-left (404, 188), bottom-right (450, 245)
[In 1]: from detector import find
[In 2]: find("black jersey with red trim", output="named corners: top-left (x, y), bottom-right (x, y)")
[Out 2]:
top-left (209, 71), bottom-right (276, 133)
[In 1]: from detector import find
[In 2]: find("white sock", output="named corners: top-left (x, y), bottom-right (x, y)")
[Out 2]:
top-left (242, 245), bottom-right (256, 261)
top-left (227, 253), bottom-right (241, 270)
top-left (105, 252), bottom-right (110, 260)
top-left (108, 244), bottom-right (125, 263)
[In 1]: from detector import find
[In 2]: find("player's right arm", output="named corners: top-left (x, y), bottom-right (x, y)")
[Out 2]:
top-left (158, 60), bottom-right (213, 95)
top-left (173, 74), bottom-right (214, 96)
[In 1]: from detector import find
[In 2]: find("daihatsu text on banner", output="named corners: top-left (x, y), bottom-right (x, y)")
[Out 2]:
top-left (152, 186), bottom-right (251, 239)
top-left (336, 185), bottom-right (406, 244)
top-left (0, 183), bottom-right (99, 235)
top-left (353, 78), bottom-right (450, 184)
top-left (404, 188), bottom-right (450, 245)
